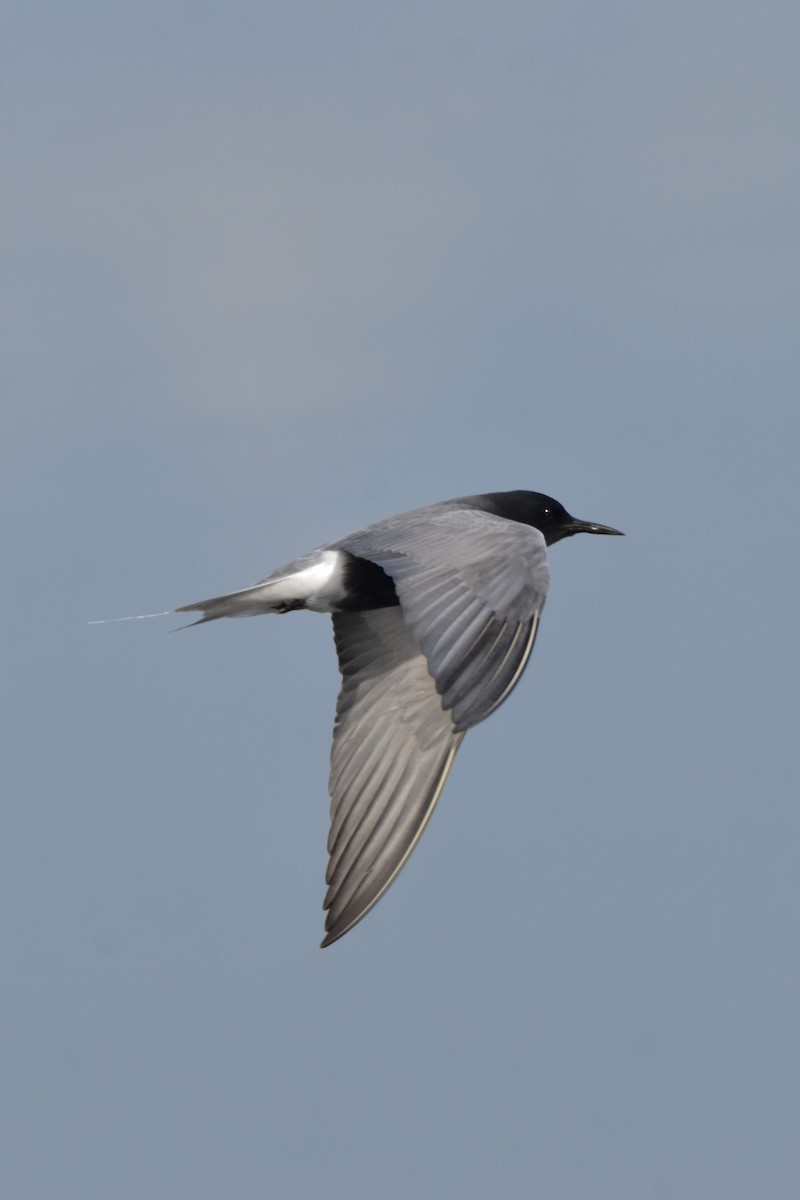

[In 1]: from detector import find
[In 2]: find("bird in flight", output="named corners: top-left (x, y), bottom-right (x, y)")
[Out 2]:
top-left (177, 490), bottom-right (623, 946)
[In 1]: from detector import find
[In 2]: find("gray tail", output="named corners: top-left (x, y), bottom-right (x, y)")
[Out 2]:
top-left (174, 580), bottom-right (283, 627)
top-left (172, 605), bottom-right (226, 629)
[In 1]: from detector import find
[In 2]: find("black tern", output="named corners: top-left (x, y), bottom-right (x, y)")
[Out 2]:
top-left (177, 491), bottom-right (623, 946)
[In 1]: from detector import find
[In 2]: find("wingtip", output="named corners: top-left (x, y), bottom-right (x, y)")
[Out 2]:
top-left (319, 927), bottom-right (343, 949)
top-left (320, 911), bottom-right (363, 948)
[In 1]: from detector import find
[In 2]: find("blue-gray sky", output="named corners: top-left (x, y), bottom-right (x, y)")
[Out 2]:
top-left (3, 3), bottom-right (799, 1197)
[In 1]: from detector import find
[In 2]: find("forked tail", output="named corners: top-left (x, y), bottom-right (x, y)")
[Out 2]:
top-left (174, 579), bottom-right (292, 625)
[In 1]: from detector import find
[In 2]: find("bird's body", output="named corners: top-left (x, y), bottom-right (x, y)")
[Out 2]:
top-left (178, 491), bottom-right (622, 945)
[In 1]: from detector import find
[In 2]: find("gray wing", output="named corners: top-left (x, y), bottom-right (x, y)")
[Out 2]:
top-left (323, 608), bottom-right (464, 947)
top-left (335, 505), bottom-right (550, 730)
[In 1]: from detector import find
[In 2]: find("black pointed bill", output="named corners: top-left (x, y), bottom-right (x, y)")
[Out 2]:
top-left (568, 519), bottom-right (625, 536)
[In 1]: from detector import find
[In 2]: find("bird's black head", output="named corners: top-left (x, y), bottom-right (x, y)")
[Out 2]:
top-left (479, 490), bottom-right (624, 546)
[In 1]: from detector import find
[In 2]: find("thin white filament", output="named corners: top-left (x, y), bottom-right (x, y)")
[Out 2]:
top-left (87, 611), bottom-right (172, 625)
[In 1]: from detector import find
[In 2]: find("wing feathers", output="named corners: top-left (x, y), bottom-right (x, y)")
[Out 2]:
top-left (323, 609), bottom-right (463, 947)
top-left (337, 508), bottom-right (549, 731)
top-left (323, 740), bottom-right (462, 947)
top-left (321, 506), bottom-right (551, 944)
